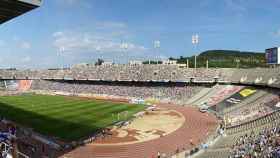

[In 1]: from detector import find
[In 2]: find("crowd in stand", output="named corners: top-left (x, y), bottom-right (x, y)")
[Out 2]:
top-left (0, 120), bottom-right (62, 158)
top-left (0, 65), bottom-right (224, 82)
top-left (230, 126), bottom-right (280, 158)
top-left (225, 94), bottom-right (280, 127)
top-left (31, 80), bottom-right (203, 104)
top-left (0, 65), bottom-right (279, 86)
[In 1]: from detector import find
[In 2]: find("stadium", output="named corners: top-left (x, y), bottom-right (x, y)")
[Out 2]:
top-left (0, 1), bottom-right (280, 158)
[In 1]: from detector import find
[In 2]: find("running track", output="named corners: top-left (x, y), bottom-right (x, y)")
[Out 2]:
top-left (62, 104), bottom-right (218, 158)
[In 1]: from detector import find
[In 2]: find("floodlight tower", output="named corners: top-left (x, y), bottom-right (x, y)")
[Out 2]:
top-left (154, 40), bottom-right (161, 64)
top-left (235, 58), bottom-right (240, 68)
top-left (120, 42), bottom-right (129, 64)
top-left (96, 46), bottom-right (102, 62)
top-left (192, 34), bottom-right (199, 69)
top-left (59, 46), bottom-right (65, 70)
top-left (124, 43), bottom-right (129, 63)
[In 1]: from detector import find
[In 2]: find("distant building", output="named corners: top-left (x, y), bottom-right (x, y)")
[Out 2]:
top-left (265, 47), bottom-right (280, 65)
top-left (161, 60), bottom-right (187, 67)
top-left (176, 63), bottom-right (187, 68)
top-left (162, 60), bottom-right (177, 65)
top-left (102, 61), bottom-right (113, 66)
top-left (129, 60), bottom-right (143, 65)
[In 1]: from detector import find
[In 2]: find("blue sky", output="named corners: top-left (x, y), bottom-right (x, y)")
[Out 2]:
top-left (0, 0), bottom-right (280, 68)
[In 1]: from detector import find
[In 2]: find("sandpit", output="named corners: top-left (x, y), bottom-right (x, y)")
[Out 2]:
top-left (93, 108), bottom-right (185, 145)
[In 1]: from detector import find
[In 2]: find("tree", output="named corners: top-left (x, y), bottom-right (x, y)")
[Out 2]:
top-left (95, 58), bottom-right (104, 66)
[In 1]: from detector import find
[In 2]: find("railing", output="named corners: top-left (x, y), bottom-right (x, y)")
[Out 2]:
top-left (0, 142), bottom-right (30, 158)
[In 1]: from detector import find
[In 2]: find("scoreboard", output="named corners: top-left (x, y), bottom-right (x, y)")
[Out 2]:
top-left (265, 47), bottom-right (280, 65)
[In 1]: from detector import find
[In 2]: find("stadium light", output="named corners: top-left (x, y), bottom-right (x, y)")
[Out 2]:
top-left (59, 46), bottom-right (65, 70)
top-left (192, 34), bottom-right (199, 69)
top-left (235, 58), bottom-right (240, 68)
top-left (59, 46), bottom-right (65, 53)
top-left (154, 40), bottom-right (161, 64)
top-left (120, 42), bottom-right (129, 49)
top-left (120, 42), bottom-right (129, 64)
top-left (96, 46), bottom-right (103, 62)
top-left (154, 40), bottom-right (160, 49)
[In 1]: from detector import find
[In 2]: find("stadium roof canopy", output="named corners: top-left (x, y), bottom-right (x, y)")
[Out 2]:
top-left (0, 0), bottom-right (41, 24)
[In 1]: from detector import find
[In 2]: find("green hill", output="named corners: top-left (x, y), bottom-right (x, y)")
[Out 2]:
top-left (173, 50), bottom-right (266, 68)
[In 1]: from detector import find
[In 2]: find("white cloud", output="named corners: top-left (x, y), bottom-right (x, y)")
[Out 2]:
top-left (96, 21), bottom-right (127, 29)
top-left (20, 42), bottom-right (31, 49)
top-left (52, 31), bottom-right (64, 37)
top-left (52, 31), bottom-right (147, 54)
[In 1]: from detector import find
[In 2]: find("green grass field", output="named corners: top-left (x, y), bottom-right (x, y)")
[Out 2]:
top-left (0, 94), bottom-right (146, 141)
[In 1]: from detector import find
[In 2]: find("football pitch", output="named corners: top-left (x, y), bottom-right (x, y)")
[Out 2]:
top-left (0, 94), bottom-right (146, 141)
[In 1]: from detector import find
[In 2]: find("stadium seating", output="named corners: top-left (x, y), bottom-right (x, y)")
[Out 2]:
top-left (196, 110), bottom-right (280, 158)
top-left (30, 80), bottom-right (204, 105)
top-left (224, 92), bottom-right (279, 127)
top-left (197, 148), bottom-right (231, 158)
top-left (221, 90), bottom-right (268, 114)
top-left (0, 66), bottom-right (280, 88)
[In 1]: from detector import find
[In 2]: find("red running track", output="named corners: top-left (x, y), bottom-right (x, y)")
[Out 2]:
top-left (62, 104), bottom-right (218, 158)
